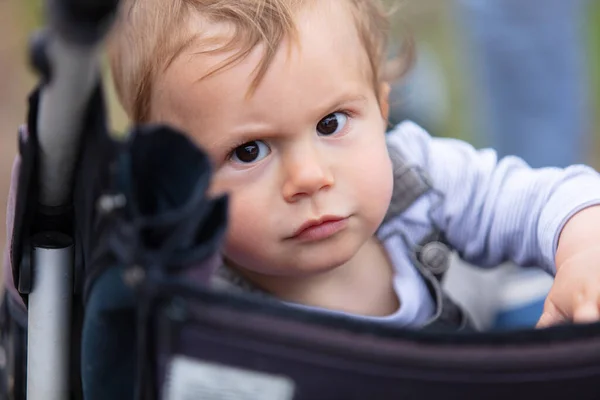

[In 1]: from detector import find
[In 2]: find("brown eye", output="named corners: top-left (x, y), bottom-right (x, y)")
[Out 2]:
top-left (231, 140), bottom-right (270, 164)
top-left (317, 112), bottom-right (348, 136)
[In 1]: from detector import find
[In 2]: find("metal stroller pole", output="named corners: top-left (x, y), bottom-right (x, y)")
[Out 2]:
top-left (27, 233), bottom-right (73, 399)
top-left (26, 0), bottom-right (120, 398)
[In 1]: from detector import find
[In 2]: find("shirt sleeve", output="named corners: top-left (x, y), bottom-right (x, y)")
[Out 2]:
top-left (387, 121), bottom-right (600, 275)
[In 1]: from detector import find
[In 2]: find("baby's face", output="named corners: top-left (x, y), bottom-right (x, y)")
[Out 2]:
top-left (151, 1), bottom-right (393, 279)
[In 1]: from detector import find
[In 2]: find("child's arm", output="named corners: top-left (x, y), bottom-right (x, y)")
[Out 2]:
top-left (389, 121), bottom-right (600, 326)
top-left (389, 122), bottom-right (600, 274)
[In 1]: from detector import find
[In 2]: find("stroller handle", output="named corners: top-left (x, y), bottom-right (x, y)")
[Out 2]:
top-left (37, 0), bottom-right (120, 208)
top-left (47, 0), bottom-right (121, 46)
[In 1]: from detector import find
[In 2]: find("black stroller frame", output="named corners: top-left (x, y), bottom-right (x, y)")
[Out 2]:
top-left (5, 1), bottom-right (600, 399)
top-left (6, 0), bottom-right (120, 398)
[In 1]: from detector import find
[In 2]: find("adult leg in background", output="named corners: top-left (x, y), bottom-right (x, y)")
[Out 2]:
top-left (451, 0), bottom-right (592, 330)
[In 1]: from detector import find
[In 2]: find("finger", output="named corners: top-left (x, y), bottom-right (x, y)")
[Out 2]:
top-left (572, 287), bottom-right (600, 324)
top-left (536, 301), bottom-right (568, 328)
top-left (537, 312), bottom-right (562, 328)
top-left (573, 301), bottom-right (600, 324)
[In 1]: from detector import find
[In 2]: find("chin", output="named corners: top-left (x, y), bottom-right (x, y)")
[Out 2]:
top-left (299, 255), bottom-right (351, 275)
top-left (286, 236), bottom-right (361, 276)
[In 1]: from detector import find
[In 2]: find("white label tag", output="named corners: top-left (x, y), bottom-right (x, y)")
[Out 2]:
top-left (164, 356), bottom-right (296, 400)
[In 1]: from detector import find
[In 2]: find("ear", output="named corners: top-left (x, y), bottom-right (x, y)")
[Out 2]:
top-left (378, 82), bottom-right (391, 122)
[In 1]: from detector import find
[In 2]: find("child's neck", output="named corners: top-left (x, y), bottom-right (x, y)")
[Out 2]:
top-left (239, 237), bottom-right (399, 317)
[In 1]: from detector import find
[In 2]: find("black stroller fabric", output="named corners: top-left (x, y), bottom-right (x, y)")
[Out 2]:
top-left (5, 83), bottom-right (600, 400)
top-left (151, 285), bottom-right (600, 400)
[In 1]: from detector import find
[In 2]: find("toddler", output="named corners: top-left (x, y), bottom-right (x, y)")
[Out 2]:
top-left (108, 0), bottom-right (600, 330)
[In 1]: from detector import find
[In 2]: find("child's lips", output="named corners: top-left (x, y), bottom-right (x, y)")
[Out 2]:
top-left (289, 216), bottom-right (349, 242)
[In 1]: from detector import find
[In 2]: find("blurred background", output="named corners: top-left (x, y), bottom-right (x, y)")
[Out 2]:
top-left (1, 0), bottom-right (599, 330)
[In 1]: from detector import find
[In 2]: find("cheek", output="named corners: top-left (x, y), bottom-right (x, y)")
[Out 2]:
top-left (347, 132), bottom-right (393, 224)
top-left (220, 184), bottom-right (274, 263)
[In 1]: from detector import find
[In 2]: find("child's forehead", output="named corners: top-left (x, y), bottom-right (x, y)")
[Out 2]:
top-left (179, 3), bottom-right (368, 84)
top-left (150, 1), bottom-right (375, 134)
top-left (291, 4), bottom-right (370, 65)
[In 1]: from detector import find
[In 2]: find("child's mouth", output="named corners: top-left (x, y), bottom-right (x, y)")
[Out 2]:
top-left (290, 216), bottom-right (349, 242)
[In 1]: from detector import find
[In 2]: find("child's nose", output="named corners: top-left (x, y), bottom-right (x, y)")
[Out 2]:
top-left (282, 148), bottom-right (334, 203)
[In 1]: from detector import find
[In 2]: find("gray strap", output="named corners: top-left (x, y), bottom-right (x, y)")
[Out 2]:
top-left (384, 142), bottom-right (453, 281)
top-left (382, 144), bottom-right (431, 224)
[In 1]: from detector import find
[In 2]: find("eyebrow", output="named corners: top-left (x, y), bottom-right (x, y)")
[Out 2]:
top-left (322, 93), bottom-right (368, 114)
top-left (211, 93), bottom-right (370, 152)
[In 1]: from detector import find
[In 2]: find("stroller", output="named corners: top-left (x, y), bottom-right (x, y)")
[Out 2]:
top-left (3, 0), bottom-right (600, 399)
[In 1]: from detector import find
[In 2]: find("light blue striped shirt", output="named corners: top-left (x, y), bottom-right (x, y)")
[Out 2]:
top-left (388, 121), bottom-right (600, 274)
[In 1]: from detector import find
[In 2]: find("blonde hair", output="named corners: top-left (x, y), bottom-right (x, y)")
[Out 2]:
top-left (108, 0), bottom-right (413, 123)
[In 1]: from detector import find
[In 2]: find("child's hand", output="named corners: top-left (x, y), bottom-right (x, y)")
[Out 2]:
top-left (537, 206), bottom-right (600, 327)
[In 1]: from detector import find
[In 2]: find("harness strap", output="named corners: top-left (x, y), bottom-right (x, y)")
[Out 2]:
top-left (382, 145), bottom-right (431, 224)
top-left (384, 141), bottom-right (452, 278)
